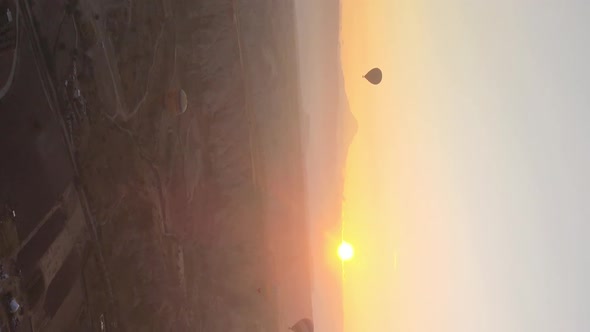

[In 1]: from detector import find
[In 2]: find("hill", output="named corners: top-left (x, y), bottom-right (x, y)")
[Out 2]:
top-left (295, 1), bottom-right (356, 331)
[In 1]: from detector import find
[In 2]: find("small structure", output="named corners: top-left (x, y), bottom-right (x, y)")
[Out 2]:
top-left (8, 298), bottom-right (20, 314)
top-left (0, 205), bottom-right (15, 224)
top-left (165, 88), bottom-right (188, 115)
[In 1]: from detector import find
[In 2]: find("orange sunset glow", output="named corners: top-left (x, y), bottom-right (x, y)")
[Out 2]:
top-left (340, 1), bottom-right (395, 331)
top-left (331, 0), bottom-right (590, 331)
top-left (339, 1), bottom-right (432, 331)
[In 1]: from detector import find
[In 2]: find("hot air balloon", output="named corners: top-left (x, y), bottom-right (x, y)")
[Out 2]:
top-left (288, 318), bottom-right (314, 332)
top-left (165, 88), bottom-right (188, 115)
top-left (364, 67), bottom-right (382, 85)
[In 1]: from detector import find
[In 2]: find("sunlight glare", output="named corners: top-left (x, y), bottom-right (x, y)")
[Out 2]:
top-left (338, 241), bottom-right (355, 261)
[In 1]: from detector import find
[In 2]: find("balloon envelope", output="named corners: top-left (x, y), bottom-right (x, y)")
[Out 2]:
top-left (364, 67), bottom-right (382, 85)
top-left (179, 89), bottom-right (188, 113)
top-left (289, 318), bottom-right (314, 332)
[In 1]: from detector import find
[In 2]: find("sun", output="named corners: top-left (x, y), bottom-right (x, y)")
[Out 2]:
top-left (338, 241), bottom-right (355, 261)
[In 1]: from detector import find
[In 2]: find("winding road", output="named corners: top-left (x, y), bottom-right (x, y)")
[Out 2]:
top-left (0, 0), bottom-right (19, 100)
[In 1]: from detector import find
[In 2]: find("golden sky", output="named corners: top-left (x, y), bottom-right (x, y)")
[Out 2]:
top-left (340, 1), bottom-right (397, 330)
top-left (340, 1), bottom-right (462, 331)
top-left (339, 1), bottom-right (590, 331)
top-left (338, 3), bottom-right (525, 330)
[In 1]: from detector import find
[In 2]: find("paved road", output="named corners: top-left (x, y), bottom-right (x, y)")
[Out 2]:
top-left (0, 0), bottom-right (19, 100)
top-left (231, 0), bottom-right (261, 190)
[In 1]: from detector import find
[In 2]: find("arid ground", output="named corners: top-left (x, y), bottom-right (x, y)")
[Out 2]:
top-left (64, 0), bottom-right (311, 330)
top-left (1, 0), bottom-right (313, 330)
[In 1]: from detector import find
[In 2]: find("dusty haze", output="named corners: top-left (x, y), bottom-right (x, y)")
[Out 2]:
top-left (295, 1), bottom-right (350, 331)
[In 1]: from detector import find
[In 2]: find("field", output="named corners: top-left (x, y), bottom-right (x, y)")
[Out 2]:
top-left (46, 0), bottom-right (315, 330)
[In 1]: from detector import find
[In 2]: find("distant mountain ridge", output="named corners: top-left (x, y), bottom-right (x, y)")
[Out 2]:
top-left (337, 67), bottom-right (358, 172)
top-left (295, 1), bottom-right (353, 331)
top-left (335, 1), bottom-right (357, 183)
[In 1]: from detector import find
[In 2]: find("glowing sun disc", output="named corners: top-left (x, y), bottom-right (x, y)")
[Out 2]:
top-left (338, 241), bottom-right (355, 261)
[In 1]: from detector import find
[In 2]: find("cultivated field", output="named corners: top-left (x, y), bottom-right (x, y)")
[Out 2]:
top-left (38, 0), bottom-right (317, 330)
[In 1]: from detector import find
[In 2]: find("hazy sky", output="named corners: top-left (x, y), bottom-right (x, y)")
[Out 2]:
top-left (294, 1), bottom-right (347, 331)
top-left (338, 1), bottom-right (590, 331)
